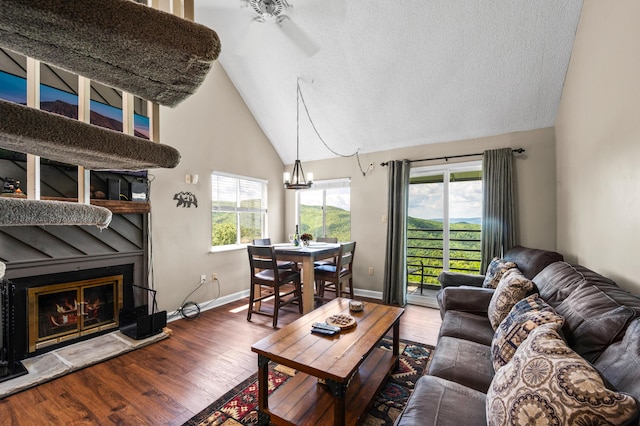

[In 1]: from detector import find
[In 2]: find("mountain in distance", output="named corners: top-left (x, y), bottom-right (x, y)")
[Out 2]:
top-left (427, 217), bottom-right (482, 225)
top-left (40, 100), bottom-right (148, 139)
top-left (41, 100), bottom-right (78, 120)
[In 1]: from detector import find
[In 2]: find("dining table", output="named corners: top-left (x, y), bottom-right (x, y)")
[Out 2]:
top-left (273, 242), bottom-right (342, 314)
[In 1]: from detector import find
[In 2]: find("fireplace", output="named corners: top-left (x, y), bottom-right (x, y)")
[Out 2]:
top-left (4, 263), bottom-right (136, 360)
top-left (27, 275), bottom-right (123, 352)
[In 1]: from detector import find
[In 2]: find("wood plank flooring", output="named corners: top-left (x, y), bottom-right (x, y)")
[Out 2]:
top-left (0, 297), bottom-right (441, 425)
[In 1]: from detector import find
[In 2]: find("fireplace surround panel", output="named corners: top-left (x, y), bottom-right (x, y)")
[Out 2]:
top-left (4, 264), bottom-right (136, 360)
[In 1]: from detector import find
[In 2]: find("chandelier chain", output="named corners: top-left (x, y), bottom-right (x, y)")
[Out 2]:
top-left (297, 79), bottom-right (370, 177)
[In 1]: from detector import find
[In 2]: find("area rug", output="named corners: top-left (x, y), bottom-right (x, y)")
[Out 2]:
top-left (184, 338), bottom-right (435, 426)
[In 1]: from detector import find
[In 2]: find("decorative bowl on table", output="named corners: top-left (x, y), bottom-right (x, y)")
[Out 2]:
top-left (349, 300), bottom-right (364, 312)
top-left (326, 313), bottom-right (357, 329)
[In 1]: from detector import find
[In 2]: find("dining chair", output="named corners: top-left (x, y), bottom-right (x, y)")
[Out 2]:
top-left (314, 242), bottom-right (356, 300)
top-left (247, 245), bottom-right (302, 328)
top-left (314, 237), bottom-right (338, 267)
top-left (252, 238), bottom-right (295, 270)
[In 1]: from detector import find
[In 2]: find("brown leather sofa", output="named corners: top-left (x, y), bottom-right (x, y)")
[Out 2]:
top-left (394, 247), bottom-right (640, 425)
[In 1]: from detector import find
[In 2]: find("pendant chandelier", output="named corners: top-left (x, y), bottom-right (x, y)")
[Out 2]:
top-left (283, 80), bottom-right (313, 190)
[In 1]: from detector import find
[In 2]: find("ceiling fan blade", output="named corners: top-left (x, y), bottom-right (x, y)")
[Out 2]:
top-left (234, 19), bottom-right (264, 57)
top-left (277, 16), bottom-right (320, 57)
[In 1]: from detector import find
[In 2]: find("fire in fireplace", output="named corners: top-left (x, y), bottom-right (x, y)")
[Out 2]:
top-left (27, 275), bottom-right (123, 352)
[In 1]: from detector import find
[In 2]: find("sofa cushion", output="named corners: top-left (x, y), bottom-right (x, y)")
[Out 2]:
top-left (486, 325), bottom-right (639, 426)
top-left (438, 286), bottom-right (495, 318)
top-left (502, 245), bottom-right (563, 280)
top-left (487, 269), bottom-right (534, 330)
top-left (428, 336), bottom-right (494, 393)
top-left (533, 261), bottom-right (619, 309)
top-left (439, 310), bottom-right (495, 346)
top-left (482, 257), bottom-right (517, 289)
top-left (555, 282), bottom-right (636, 363)
top-left (594, 319), bottom-right (640, 403)
top-left (491, 294), bottom-right (564, 372)
top-left (438, 271), bottom-right (485, 289)
top-left (394, 375), bottom-right (487, 426)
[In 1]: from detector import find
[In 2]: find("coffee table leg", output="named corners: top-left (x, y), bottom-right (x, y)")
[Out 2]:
top-left (326, 379), bottom-right (347, 426)
top-left (393, 321), bottom-right (400, 369)
top-left (257, 354), bottom-right (270, 426)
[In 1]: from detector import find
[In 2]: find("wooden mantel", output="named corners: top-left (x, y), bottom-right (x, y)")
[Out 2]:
top-left (46, 197), bottom-right (151, 214)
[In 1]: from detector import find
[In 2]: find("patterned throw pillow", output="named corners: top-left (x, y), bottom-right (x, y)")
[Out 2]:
top-left (491, 294), bottom-right (564, 372)
top-left (487, 325), bottom-right (639, 426)
top-left (483, 257), bottom-right (518, 289)
top-left (487, 269), bottom-right (534, 330)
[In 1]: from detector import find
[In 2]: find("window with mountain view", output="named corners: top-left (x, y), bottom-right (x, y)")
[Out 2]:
top-left (407, 162), bottom-right (482, 289)
top-left (211, 173), bottom-right (267, 248)
top-left (297, 179), bottom-right (350, 242)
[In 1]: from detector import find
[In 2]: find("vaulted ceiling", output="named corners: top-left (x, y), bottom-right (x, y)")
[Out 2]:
top-left (194, 0), bottom-right (584, 165)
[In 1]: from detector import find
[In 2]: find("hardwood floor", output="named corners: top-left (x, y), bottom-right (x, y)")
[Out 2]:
top-left (0, 297), bottom-right (441, 425)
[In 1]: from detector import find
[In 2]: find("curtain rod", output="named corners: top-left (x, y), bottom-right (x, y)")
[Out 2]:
top-left (380, 148), bottom-right (525, 167)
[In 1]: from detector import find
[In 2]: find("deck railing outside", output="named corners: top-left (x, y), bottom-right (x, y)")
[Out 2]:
top-left (407, 226), bottom-right (481, 289)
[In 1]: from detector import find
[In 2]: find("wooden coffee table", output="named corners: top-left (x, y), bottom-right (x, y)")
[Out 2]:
top-left (251, 298), bottom-right (404, 425)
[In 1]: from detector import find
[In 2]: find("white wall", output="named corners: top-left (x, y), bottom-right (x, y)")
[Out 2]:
top-left (150, 63), bottom-right (286, 312)
top-left (285, 127), bottom-right (557, 293)
top-left (150, 68), bottom-right (558, 311)
top-left (555, 0), bottom-right (640, 293)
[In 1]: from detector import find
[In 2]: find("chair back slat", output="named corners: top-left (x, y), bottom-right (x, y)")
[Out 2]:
top-left (252, 238), bottom-right (272, 246)
top-left (248, 245), bottom-right (279, 278)
top-left (317, 237), bottom-right (338, 243)
top-left (337, 242), bottom-right (356, 271)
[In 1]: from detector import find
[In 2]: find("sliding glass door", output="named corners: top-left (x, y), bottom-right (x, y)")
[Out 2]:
top-left (407, 161), bottom-right (482, 301)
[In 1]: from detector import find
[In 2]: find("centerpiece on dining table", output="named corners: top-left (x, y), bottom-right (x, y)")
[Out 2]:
top-left (300, 233), bottom-right (313, 247)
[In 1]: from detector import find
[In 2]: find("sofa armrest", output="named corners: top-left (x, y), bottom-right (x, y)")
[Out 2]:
top-left (440, 286), bottom-right (495, 316)
top-left (438, 271), bottom-right (485, 288)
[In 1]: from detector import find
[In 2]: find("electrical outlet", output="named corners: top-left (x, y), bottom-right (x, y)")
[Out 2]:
top-left (200, 274), bottom-right (206, 284)
top-left (368, 267), bottom-right (374, 276)
top-left (212, 273), bottom-right (218, 281)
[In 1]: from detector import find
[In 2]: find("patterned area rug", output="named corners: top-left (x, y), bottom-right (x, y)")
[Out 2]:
top-left (183, 338), bottom-right (435, 426)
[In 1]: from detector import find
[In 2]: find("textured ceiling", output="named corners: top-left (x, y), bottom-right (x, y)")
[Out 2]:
top-left (195, 0), bottom-right (583, 164)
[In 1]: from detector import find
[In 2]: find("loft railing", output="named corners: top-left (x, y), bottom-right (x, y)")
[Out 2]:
top-left (407, 226), bottom-right (481, 289)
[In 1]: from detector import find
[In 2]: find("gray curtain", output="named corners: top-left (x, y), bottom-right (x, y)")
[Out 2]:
top-left (383, 160), bottom-right (411, 306)
top-left (480, 148), bottom-right (517, 272)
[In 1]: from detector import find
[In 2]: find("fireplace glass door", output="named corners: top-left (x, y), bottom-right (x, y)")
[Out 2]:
top-left (28, 275), bottom-right (123, 352)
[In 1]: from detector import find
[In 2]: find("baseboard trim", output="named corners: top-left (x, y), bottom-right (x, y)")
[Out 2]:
top-left (167, 287), bottom-right (440, 321)
top-left (354, 288), bottom-right (383, 300)
top-left (167, 289), bottom-right (250, 322)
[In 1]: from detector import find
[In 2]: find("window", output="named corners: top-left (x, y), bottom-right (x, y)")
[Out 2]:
top-left (407, 161), bottom-right (482, 287)
top-left (0, 48), bottom-right (151, 201)
top-left (211, 172), bottom-right (267, 248)
top-left (296, 179), bottom-right (351, 242)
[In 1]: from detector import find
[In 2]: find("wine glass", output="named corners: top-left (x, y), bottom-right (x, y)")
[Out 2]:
top-left (288, 234), bottom-right (295, 245)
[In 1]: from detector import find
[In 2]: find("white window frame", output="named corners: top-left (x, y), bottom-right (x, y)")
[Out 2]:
top-left (210, 171), bottom-right (268, 252)
top-left (295, 178), bottom-right (351, 239)
top-left (409, 160), bottom-right (481, 272)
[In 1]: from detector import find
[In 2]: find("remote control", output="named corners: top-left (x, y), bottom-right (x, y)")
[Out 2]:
top-left (312, 322), bottom-right (341, 333)
top-left (311, 327), bottom-right (338, 336)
